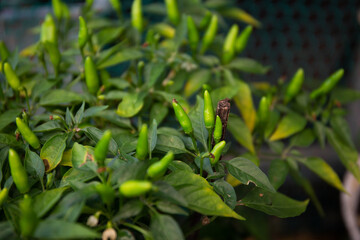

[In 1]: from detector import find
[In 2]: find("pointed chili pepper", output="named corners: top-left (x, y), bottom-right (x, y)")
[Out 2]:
top-left (203, 90), bottom-right (215, 130)
top-left (213, 115), bottom-right (222, 144)
top-left (310, 69), bottom-right (344, 99)
top-left (4, 62), bottom-right (20, 91)
top-left (0, 188), bottom-right (8, 207)
top-left (41, 14), bottom-right (57, 46)
top-left (258, 96), bottom-right (270, 126)
top-left (187, 16), bottom-right (199, 53)
top-left (8, 149), bottom-right (30, 194)
top-left (136, 124), bottom-right (148, 160)
top-left (165, 0), bottom-right (180, 25)
top-left (0, 41), bottom-right (10, 61)
top-left (147, 151), bottom-right (174, 178)
top-left (109, 0), bottom-right (122, 17)
top-left (19, 195), bottom-right (38, 237)
top-left (78, 16), bottom-right (89, 49)
top-left (284, 68), bottom-right (304, 103)
top-left (119, 180), bottom-right (152, 197)
top-left (210, 140), bottom-right (226, 165)
top-left (222, 24), bottom-right (239, 64)
top-left (16, 117), bottom-right (40, 149)
top-left (131, 0), bottom-right (143, 32)
top-left (172, 99), bottom-right (193, 134)
top-left (84, 56), bottom-right (100, 95)
top-left (95, 183), bottom-right (115, 206)
top-left (200, 14), bottom-right (218, 53)
top-left (236, 25), bottom-right (253, 53)
top-left (94, 130), bottom-right (112, 167)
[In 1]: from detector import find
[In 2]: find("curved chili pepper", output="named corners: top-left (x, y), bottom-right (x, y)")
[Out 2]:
top-left (16, 118), bottom-right (40, 149)
top-left (165, 0), bottom-right (180, 25)
top-left (187, 16), bottom-right (199, 53)
top-left (119, 180), bottom-right (152, 197)
top-left (210, 140), bottom-right (226, 165)
top-left (310, 69), bottom-right (344, 99)
top-left (236, 25), bottom-right (253, 54)
top-left (78, 16), bottom-right (89, 49)
top-left (4, 62), bottom-right (20, 91)
top-left (131, 0), bottom-right (143, 32)
top-left (213, 115), bottom-right (222, 144)
top-left (94, 130), bottom-right (112, 167)
top-left (136, 124), bottom-right (148, 160)
top-left (222, 24), bottom-right (239, 64)
top-left (147, 151), bottom-right (174, 178)
top-left (172, 99), bottom-right (193, 134)
top-left (200, 14), bottom-right (218, 54)
top-left (284, 68), bottom-right (304, 103)
top-left (84, 56), bottom-right (100, 95)
top-left (8, 149), bottom-right (30, 194)
top-left (203, 90), bottom-right (215, 130)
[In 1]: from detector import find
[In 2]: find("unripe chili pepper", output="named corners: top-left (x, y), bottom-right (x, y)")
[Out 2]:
top-left (203, 90), bottom-right (215, 130)
top-left (187, 16), bottom-right (199, 53)
top-left (210, 140), bottom-right (226, 165)
top-left (284, 68), bottom-right (304, 103)
top-left (119, 180), bottom-right (152, 197)
top-left (16, 118), bottom-right (40, 149)
top-left (199, 11), bottom-right (211, 30)
top-left (0, 41), bottom-right (10, 61)
top-left (310, 69), bottom-right (344, 99)
top-left (222, 24), bottom-right (239, 64)
top-left (4, 62), bottom-right (20, 91)
top-left (94, 130), bottom-right (112, 167)
top-left (61, 2), bottom-right (70, 19)
top-left (200, 14), bottom-right (218, 54)
top-left (52, 0), bottom-right (63, 19)
top-left (235, 25), bottom-right (253, 53)
top-left (258, 96), bottom-right (269, 126)
top-left (213, 115), bottom-right (222, 144)
top-left (165, 0), bottom-right (180, 25)
top-left (95, 183), bottom-right (115, 206)
top-left (0, 188), bottom-right (8, 207)
top-left (8, 149), bottom-right (30, 194)
top-left (136, 124), bottom-right (148, 160)
top-left (109, 0), bottom-right (122, 17)
top-left (19, 195), bottom-right (38, 238)
top-left (84, 56), bottom-right (100, 95)
top-left (78, 16), bottom-right (89, 49)
top-left (41, 14), bottom-right (57, 46)
top-left (172, 99), bottom-right (193, 134)
top-left (44, 41), bottom-right (61, 75)
top-left (131, 0), bottom-right (143, 32)
top-left (147, 151), bottom-right (174, 178)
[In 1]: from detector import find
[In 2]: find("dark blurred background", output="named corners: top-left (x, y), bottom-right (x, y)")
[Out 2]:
top-left (1, 0), bottom-right (360, 239)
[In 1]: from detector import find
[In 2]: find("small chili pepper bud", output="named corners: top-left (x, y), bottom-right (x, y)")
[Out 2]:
top-left (147, 151), bottom-right (174, 178)
top-left (131, 0), bottom-right (143, 32)
top-left (310, 69), bottom-right (344, 99)
top-left (222, 24), bottom-right (239, 64)
top-left (284, 68), bottom-right (304, 104)
top-left (78, 16), bottom-right (89, 50)
top-left (165, 0), bottom-right (180, 25)
top-left (200, 14), bottom-right (218, 54)
top-left (119, 180), bottom-right (152, 197)
top-left (210, 140), bottom-right (226, 165)
top-left (8, 149), bottom-right (29, 194)
top-left (19, 195), bottom-right (38, 238)
top-left (95, 183), bottom-right (115, 206)
top-left (94, 130), bottom-right (112, 167)
top-left (213, 115), bottom-right (222, 144)
top-left (4, 62), bottom-right (20, 91)
top-left (16, 118), bottom-right (40, 149)
top-left (136, 124), bottom-right (148, 160)
top-left (203, 90), bottom-right (215, 130)
top-left (236, 25), bottom-right (253, 54)
top-left (187, 16), bottom-right (199, 53)
top-left (84, 56), bottom-right (100, 95)
top-left (0, 41), bottom-right (10, 61)
top-left (257, 96), bottom-right (270, 126)
top-left (172, 99), bottom-right (193, 134)
top-left (0, 188), bottom-right (8, 207)
top-left (41, 14), bottom-right (57, 46)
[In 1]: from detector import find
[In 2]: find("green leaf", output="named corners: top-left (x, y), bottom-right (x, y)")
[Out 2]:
top-left (239, 187), bottom-right (309, 218)
top-left (188, 96), bottom-right (208, 151)
top-left (172, 15), bottom-right (187, 49)
top-left (97, 48), bottom-right (143, 69)
top-left (40, 134), bottom-right (67, 172)
top-left (313, 121), bottom-right (326, 148)
top-left (150, 103), bottom-right (168, 126)
top-left (33, 188), bottom-right (67, 218)
top-left (152, 181), bottom-right (188, 207)
top-left (113, 200), bottom-right (144, 222)
top-left (226, 157), bottom-right (275, 192)
top-left (106, 78), bottom-right (130, 89)
top-left (184, 69), bottom-right (211, 97)
top-left (265, 110), bottom-right (280, 139)
top-left (145, 61), bottom-right (167, 87)
top-left (83, 105), bottom-right (109, 118)
top-left (74, 102), bottom-right (85, 124)
top-left (331, 87), bottom-right (360, 104)
top-left (168, 161), bottom-right (193, 173)
top-left (326, 128), bottom-right (360, 182)
top-left (102, 90), bottom-right (127, 100)
top-left (39, 89), bottom-right (84, 106)
top-left (25, 148), bottom-right (45, 184)
top-left (210, 86), bottom-right (239, 108)
top-left (149, 119), bottom-right (157, 155)
top-left (227, 114), bottom-right (254, 153)
top-left (151, 214), bottom-right (184, 240)
top-left (0, 133), bottom-right (24, 149)
top-left (233, 81), bottom-right (256, 132)
top-left (60, 168), bottom-right (96, 187)
top-left (269, 112), bottom-right (307, 141)
top-left (290, 129), bottom-right (315, 147)
top-left (93, 110), bottom-right (132, 129)
top-left (213, 179), bottom-right (237, 209)
top-left (34, 220), bottom-right (100, 239)
top-left (33, 121), bottom-right (63, 133)
top-left (218, 8), bottom-right (261, 27)
top-left (228, 58), bottom-right (270, 74)
top-left (48, 192), bottom-right (85, 222)
top-left (110, 161), bottom-right (148, 187)
top-left (82, 127), bottom-right (118, 155)
top-left (267, 159), bottom-right (288, 190)
top-left (165, 171), bottom-right (244, 220)
top-left (71, 143), bottom-right (96, 172)
top-left (330, 116), bottom-right (355, 148)
top-left (155, 134), bottom-right (187, 154)
top-left (116, 92), bottom-right (145, 118)
top-left (0, 109), bottom-right (21, 131)
top-left (296, 157), bottom-right (345, 192)
top-left (155, 201), bottom-right (188, 216)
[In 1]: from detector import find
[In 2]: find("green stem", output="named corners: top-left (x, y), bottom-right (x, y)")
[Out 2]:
top-left (185, 216), bottom-right (217, 237)
top-left (190, 132), bottom-right (200, 155)
top-left (23, 87), bottom-right (31, 115)
top-left (122, 222), bottom-right (153, 239)
top-left (200, 157), bottom-right (204, 177)
top-left (207, 128), bottom-right (213, 151)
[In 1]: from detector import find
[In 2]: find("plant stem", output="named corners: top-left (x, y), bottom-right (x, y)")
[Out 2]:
top-left (190, 132), bottom-right (200, 155)
top-left (207, 128), bottom-right (212, 151)
top-left (200, 157), bottom-right (204, 177)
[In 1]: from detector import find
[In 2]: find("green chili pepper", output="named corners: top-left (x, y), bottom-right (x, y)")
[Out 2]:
top-left (19, 195), bottom-right (38, 238)
top-left (199, 11), bottom-right (211, 30)
top-left (16, 118), bottom-right (40, 149)
top-left (95, 183), bottom-right (115, 206)
top-left (41, 14), bottom-right (57, 46)
top-left (109, 0), bottom-right (122, 17)
top-left (200, 14), bottom-right (218, 54)
top-left (94, 130), bottom-right (112, 167)
top-left (222, 24), bottom-right (239, 64)
top-left (8, 149), bottom-right (30, 194)
top-left (84, 56), bottom-right (100, 95)
top-left (203, 90), bottom-right (215, 130)
top-left (131, 0), bottom-right (143, 32)
top-left (4, 62), bottom-right (20, 91)
top-left (213, 115), bottom-right (222, 144)
top-left (147, 151), bottom-right (174, 178)
top-left (78, 16), bottom-right (89, 49)
top-left (187, 16), bottom-right (199, 53)
top-left (44, 41), bottom-right (61, 75)
top-left (210, 140), bottom-right (226, 165)
top-left (284, 68), bottom-right (304, 103)
top-left (172, 99), bottom-right (193, 134)
top-left (310, 69), bottom-right (344, 99)
top-left (52, 0), bottom-right (63, 19)
top-left (136, 124), bottom-right (148, 160)
top-left (0, 188), bottom-right (8, 207)
top-left (119, 180), bottom-right (152, 197)
top-left (0, 41), bottom-right (10, 61)
top-left (235, 25), bottom-right (253, 53)
top-left (258, 96), bottom-right (269, 126)
top-left (61, 2), bottom-right (70, 19)
top-left (165, 0), bottom-right (180, 25)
